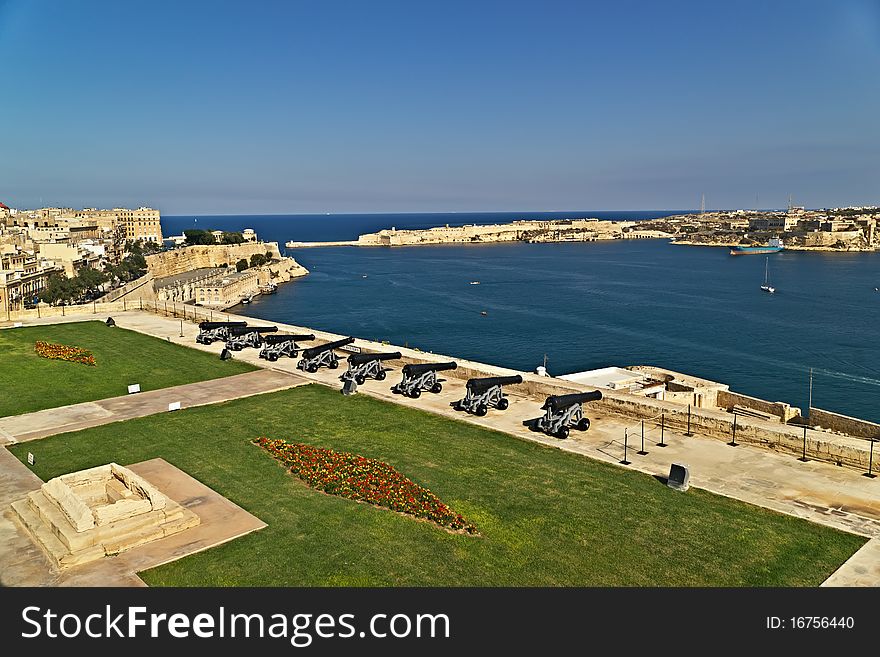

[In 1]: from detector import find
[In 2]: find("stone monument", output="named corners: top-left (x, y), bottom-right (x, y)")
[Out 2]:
top-left (11, 463), bottom-right (200, 569)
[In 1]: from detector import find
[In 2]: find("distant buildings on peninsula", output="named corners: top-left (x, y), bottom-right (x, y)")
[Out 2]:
top-left (658, 206), bottom-right (878, 251)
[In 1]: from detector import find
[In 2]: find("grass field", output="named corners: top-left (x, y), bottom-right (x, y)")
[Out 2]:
top-left (0, 321), bottom-right (255, 417)
top-left (9, 384), bottom-right (864, 586)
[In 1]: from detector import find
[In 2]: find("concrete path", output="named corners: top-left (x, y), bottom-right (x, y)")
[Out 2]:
top-left (0, 369), bottom-right (308, 444)
top-left (822, 537), bottom-right (880, 587)
top-left (6, 311), bottom-right (880, 585)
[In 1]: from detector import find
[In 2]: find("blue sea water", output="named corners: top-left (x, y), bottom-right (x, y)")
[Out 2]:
top-left (164, 212), bottom-right (880, 423)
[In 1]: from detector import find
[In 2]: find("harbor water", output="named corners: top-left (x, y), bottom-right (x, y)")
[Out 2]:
top-left (164, 213), bottom-right (880, 423)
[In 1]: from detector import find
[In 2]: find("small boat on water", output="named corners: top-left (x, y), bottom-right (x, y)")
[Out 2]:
top-left (731, 237), bottom-right (784, 256)
top-left (760, 257), bottom-right (775, 294)
top-left (259, 283), bottom-right (278, 295)
top-left (480, 310), bottom-right (488, 316)
top-left (469, 281), bottom-right (480, 285)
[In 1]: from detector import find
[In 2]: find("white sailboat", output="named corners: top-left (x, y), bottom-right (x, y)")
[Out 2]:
top-left (760, 257), bottom-right (775, 294)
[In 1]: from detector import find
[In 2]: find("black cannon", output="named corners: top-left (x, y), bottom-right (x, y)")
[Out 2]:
top-left (453, 375), bottom-right (523, 416)
top-left (533, 391), bottom-right (602, 439)
top-left (296, 337), bottom-right (356, 373)
top-left (258, 333), bottom-right (315, 361)
top-left (224, 325), bottom-right (278, 351)
top-left (196, 321), bottom-right (248, 345)
top-left (391, 361), bottom-right (457, 398)
top-left (341, 351), bottom-right (402, 385)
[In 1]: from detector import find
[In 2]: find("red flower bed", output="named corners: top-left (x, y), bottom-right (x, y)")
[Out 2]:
top-left (34, 340), bottom-right (96, 366)
top-left (255, 437), bottom-right (477, 534)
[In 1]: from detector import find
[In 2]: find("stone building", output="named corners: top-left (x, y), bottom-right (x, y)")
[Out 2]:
top-left (193, 270), bottom-right (261, 308)
top-left (0, 252), bottom-right (59, 315)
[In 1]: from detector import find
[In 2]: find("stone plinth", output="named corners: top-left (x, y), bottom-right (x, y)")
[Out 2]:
top-left (11, 463), bottom-right (199, 569)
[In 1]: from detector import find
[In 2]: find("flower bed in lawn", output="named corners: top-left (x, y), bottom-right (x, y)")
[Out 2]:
top-left (255, 437), bottom-right (477, 534)
top-left (34, 340), bottom-right (96, 366)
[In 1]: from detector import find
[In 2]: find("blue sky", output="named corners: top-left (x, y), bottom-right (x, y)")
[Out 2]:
top-left (1, 0), bottom-right (878, 214)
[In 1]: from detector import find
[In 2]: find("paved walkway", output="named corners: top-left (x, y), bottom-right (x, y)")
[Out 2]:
top-left (0, 369), bottom-right (307, 444)
top-left (5, 311), bottom-right (880, 585)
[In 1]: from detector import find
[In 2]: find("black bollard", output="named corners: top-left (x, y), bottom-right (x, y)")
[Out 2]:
top-left (637, 420), bottom-right (648, 455)
top-left (685, 404), bottom-right (693, 436)
top-left (798, 424), bottom-right (809, 462)
top-left (865, 439), bottom-right (877, 479)
top-left (659, 413), bottom-right (667, 447)
top-left (728, 414), bottom-right (738, 447)
top-left (620, 429), bottom-right (631, 465)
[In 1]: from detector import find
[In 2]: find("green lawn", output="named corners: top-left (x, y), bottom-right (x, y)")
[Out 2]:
top-left (0, 321), bottom-right (255, 417)
top-left (9, 384), bottom-right (864, 586)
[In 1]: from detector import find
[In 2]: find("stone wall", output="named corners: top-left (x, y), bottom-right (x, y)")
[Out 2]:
top-left (810, 407), bottom-right (880, 439)
top-left (97, 273), bottom-right (155, 302)
top-left (717, 390), bottom-right (800, 422)
top-left (145, 242), bottom-right (284, 278)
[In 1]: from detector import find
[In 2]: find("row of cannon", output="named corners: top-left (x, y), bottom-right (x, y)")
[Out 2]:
top-left (197, 321), bottom-right (602, 439)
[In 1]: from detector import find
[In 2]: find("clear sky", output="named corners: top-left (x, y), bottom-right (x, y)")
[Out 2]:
top-left (1, 0), bottom-right (878, 214)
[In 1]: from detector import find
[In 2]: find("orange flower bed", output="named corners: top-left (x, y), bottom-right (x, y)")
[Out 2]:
top-left (34, 340), bottom-right (96, 366)
top-left (255, 437), bottom-right (477, 533)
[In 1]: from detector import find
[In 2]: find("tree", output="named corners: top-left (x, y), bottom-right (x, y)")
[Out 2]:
top-left (221, 231), bottom-right (245, 244)
top-left (39, 272), bottom-right (81, 305)
top-left (236, 258), bottom-right (249, 272)
top-left (184, 229), bottom-right (216, 246)
top-left (77, 267), bottom-right (108, 297)
top-left (249, 253), bottom-right (268, 268)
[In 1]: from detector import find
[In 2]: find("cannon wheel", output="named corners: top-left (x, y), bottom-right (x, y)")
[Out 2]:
top-left (475, 404), bottom-right (488, 417)
top-left (497, 397), bottom-right (509, 410)
top-left (307, 363), bottom-right (319, 373)
top-left (355, 375), bottom-right (366, 385)
top-left (268, 353), bottom-right (278, 362)
top-left (329, 360), bottom-right (339, 370)
top-left (431, 383), bottom-right (443, 394)
top-left (577, 418), bottom-right (591, 431)
top-left (232, 344), bottom-right (242, 351)
top-left (556, 426), bottom-right (570, 439)
top-left (376, 370), bottom-right (387, 381)
top-left (409, 388), bottom-right (421, 399)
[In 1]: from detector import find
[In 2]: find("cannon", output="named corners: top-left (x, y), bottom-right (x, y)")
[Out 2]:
top-left (453, 375), bottom-right (523, 416)
top-left (224, 325), bottom-right (278, 351)
top-left (296, 337), bottom-right (356, 373)
top-left (196, 321), bottom-right (247, 344)
top-left (258, 333), bottom-right (315, 361)
top-left (533, 391), bottom-right (602, 439)
top-left (341, 351), bottom-right (402, 385)
top-left (391, 361), bottom-right (457, 398)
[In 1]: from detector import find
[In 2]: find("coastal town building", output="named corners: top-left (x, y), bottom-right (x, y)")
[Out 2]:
top-left (193, 269), bottom-right (261, 308)
top-left (0, 251), bottom-right (59, 315)
top-left (111, 207), bottom-right (163, 243)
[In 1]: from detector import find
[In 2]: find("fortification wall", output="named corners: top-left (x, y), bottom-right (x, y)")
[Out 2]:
top-left (718, 390), bottom-right (800, 422)
top-left (810, 407), bottom-right (880, 439)
top-left (146, 242), bottom-right (284, 278)
top-left (97, 273), bottom-right (155, 302)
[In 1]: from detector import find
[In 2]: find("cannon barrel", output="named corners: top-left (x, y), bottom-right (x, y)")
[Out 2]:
top-left (227, 325), bottom-right (278, 336)
top-left (198, 321), bottom-right (247, 330)
top-left (466, 375), bottom-right (523, 394)
top-left (402, 361), bottom-right (458, 377)
top-left (262, 333), bottom-right (315, 345)
top-left (542, 391), bottom-right (603, 412)
top-left (300, 337), bottom-right (355, 359)
top-left (347, 351), bottom-right (402, 366)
